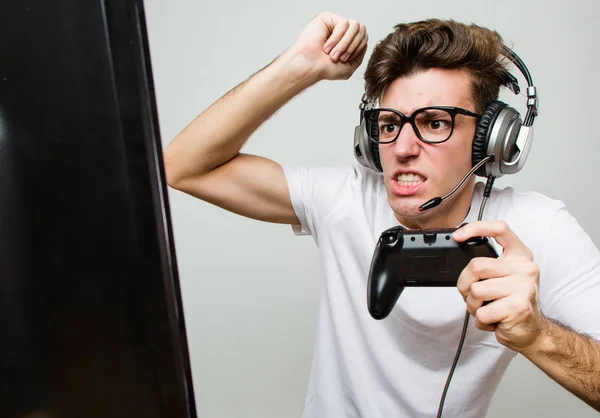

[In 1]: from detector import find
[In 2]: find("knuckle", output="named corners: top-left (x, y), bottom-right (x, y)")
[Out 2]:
top-left (470, 258), bottom-right (485, 275)
top-left (511, 298), bottom-right (530, 315)
top-left (475, 311), bottom-right (488, 328)
top-left (318, 11), bottom-right (333, 21)
top-left (525, 248), bottom-right (534, 260)
top-left (526, 262), bottom-right (539, 278)
top-left (469, 282), bottom-right (484, 299)
top-left (496, 220), bottom-right (509, 234)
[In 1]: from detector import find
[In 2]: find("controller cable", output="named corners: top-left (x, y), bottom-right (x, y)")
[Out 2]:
top-left (435, 173), bottom-right (496, 418)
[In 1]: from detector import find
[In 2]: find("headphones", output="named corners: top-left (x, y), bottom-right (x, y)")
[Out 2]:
top-left (353, 45), bottom-right (539, 178)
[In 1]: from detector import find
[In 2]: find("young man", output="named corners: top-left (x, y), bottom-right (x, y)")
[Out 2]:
top-left (164, 12), bottom-right (600, 417)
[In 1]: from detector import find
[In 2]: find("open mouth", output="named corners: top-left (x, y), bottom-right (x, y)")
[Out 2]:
top-left (396, 173), bottom-right (425, 187)
top-left (392, 172), bottom-right (426, 196)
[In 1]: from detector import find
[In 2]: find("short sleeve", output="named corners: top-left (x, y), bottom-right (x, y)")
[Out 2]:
top-left (281, 164), bottom-right (361, 245)
top-left (538, 205), bottom-right (600, 340)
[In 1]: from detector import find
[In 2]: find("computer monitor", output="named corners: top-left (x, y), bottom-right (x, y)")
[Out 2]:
top-left (0, 1), bottom-right (195, 417)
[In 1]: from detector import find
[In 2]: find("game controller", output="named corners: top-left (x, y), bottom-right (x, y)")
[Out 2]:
top-left (367, 224), bottom-right (498, 320)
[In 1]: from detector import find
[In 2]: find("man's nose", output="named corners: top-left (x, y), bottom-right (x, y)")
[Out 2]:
top-left (393, 122), bottom-right (421, 160)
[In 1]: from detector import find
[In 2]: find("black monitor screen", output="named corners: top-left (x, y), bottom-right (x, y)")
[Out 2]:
top-left (0, 1), bottom-right (195, 417)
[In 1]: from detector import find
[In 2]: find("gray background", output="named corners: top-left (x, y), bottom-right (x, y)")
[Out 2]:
top-left (143, 0), bottom-right (600, 416)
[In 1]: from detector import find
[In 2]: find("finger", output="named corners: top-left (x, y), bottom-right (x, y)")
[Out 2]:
top-left (322, 17), bottom-right (349, 55)
top-left (468, 276), bottom-right (525, 308)
top-left (456, 257), bottom-right (511, 299)
top-left (328, 20), bottom-right (361, 62)
top-left (474, 296), bottom-right (522, 326)
top-left (348, 37), bottom-right (368, 64)
top-left (466, 278), bottom-right (514, 315)
top-left (468, 295), bottom-right (500, 318)
top-left (452, 220), bottom-right (532, 260)
top-left (474, 316), bottom-right (497, 332)
top-left (341, 23), bottom-right (366, 62)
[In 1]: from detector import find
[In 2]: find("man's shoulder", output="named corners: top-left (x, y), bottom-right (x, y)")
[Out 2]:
top-left (487, 183), bottom-right (565, 214)
top-left (482, 185), bottom-right (570, 253)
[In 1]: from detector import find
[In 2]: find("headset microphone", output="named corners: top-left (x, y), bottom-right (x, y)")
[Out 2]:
top-left (418, 156), bottom-right (493, 212)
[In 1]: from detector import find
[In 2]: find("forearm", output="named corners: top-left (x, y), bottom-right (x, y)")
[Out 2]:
top-left (521, 315), bottom-right (600, 411)
top-left (164, 47), bottom-right (320, 185)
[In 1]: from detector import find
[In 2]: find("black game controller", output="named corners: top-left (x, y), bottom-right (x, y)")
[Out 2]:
top-left (367, 224), bottom-right (498, 320)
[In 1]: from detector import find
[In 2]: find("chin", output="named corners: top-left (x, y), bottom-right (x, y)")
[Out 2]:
top-left (387, 193), bottom-right (444, 229)
top-left (389, 199), bottom-right (423, 220)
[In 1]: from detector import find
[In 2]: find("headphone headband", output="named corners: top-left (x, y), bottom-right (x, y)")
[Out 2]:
top-left (500, 45), bottom-right (539, 126)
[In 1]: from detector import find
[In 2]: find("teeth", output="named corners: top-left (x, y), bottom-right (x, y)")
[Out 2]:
top-left (397, 173), bottom-right (424, 186)
top-left (398, 181), bottom-right (422, 187)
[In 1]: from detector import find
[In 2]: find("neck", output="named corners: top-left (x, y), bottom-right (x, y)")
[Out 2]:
top-left (395, 178), bottom-right (476, 230)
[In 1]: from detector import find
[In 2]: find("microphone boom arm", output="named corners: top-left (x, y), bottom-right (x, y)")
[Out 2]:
top-left (418, 156), bottom-right (493, 212)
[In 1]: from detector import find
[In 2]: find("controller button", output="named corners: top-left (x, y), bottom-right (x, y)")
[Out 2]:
top-left (424, 232), bottom-right (437, 245)
top-left (465, 236), bottom-right (487, 245)
top-left (381, 232), bottom-right (397, 246)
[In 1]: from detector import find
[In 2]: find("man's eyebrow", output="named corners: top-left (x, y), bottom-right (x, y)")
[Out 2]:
top-left (419, 108), bottom-right (450, 117)
top-left (378, 113), bottom-right (402, 122)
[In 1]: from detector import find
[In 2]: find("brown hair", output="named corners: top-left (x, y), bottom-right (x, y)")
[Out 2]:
top-left (364, 19), bottom-right (512, 113)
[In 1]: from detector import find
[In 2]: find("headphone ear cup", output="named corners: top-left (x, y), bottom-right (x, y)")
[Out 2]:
top-left (368, 115), bottom-right (383, 172)
top-left (354, 110), bottom-right (383, 172)
top-left (472, 101), bottom-right (507, 177)
top-left (501, 113), bottom-right (522, 163)
top-left (354, 116), bottom-right (381, 172)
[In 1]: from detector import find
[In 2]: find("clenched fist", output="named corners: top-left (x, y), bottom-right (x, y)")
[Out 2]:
top-left (288, 12), bottom-right (369, 82)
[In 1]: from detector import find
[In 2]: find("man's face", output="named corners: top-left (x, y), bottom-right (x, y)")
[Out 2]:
top-left (378, 68), bottom-right (478, 228)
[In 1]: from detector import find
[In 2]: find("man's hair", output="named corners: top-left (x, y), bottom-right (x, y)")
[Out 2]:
top-left (364, 19), bottom-right (512, 113)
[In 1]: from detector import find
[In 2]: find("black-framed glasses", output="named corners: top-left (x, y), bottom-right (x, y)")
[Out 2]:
top-left (364, 106), bottom-right (481, 144)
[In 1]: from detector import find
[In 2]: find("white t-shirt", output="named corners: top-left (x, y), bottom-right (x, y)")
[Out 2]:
top-left (282, 163), bottom-right (600, 418)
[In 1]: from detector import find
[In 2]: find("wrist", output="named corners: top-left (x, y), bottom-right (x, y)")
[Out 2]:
top-left (275, 46), bottom-right (324, 88)
top-left (520, 315), bottom-right (554, 358)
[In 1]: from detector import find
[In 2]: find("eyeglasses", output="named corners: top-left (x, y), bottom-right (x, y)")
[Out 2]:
top-left (364, 106), bottom-right (481, 144)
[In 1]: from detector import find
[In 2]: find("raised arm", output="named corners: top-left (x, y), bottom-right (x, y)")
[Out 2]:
top-left (163, 12), bottom-right (368, 224)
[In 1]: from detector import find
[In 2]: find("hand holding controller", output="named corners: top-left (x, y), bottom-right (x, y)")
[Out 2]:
top-left (367, 224), bottom-right (498, 320)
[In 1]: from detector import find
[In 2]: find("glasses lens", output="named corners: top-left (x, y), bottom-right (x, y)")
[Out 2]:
top-left (414, 108), bottom-right (454, 143)
top-left (365, 110), bottom-right (403, 144)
